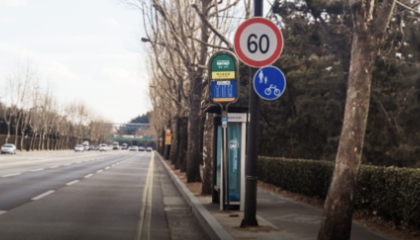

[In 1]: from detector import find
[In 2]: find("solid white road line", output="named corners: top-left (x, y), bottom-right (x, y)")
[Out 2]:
top-left (66, 180), bottom-right (79, 186)
top-left (0, 210), bottom-right (6, 215)
top-left (32, 190), bottom-right (55, 201)
top-left (84, 174), bottom-right (93, 178)
top-left (97, 170), bottom-right (103, 173)
top-left (2, 173), bottom-right (21, 178)
top-left (31, 168), bottom-right (44, 172)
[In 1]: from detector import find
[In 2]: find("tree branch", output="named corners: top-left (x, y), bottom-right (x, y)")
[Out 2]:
top-left (191, 4), bottom-right (234, 51)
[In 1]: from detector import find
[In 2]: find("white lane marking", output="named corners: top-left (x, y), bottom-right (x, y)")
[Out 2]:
top-left (2, 173), bottom-right (21, 178)
top-left (31, 168), bottom-right (44, 172)
top-left (64, 163), bottom-right (71, 166)
top-left (66, 180), bottom-right (79, 186)
top-left (136, 151), bottom-right (155, 240)
top-left (84, 174), bottom-right (93, 178)
top-left (97, 170), bottom-right (103, 173)
top-left (0, 210), bottom-right (6, 215)
top-left (32, 190), bottom-right (55, 201)
top-left (50, 165), bottom-right (59, 169)
top-left (105, 166), bottom-right (110, 169)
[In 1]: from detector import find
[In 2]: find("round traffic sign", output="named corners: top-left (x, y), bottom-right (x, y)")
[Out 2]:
top-left (253, 66), bottom-right (286, 100)
top-left (234, 17), bottom-right (283, 68)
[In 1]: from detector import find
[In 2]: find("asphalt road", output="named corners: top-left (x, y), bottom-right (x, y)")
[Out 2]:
top-left (0, 150), bottom-right (209, 240)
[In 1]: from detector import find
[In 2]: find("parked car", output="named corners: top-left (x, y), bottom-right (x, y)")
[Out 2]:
top-left (74, 145), bottom-right (84, 152)
top-left (88, 146), bottom-right (95, 151)
top-left (146, 147), bottom-right (153, 152)
top-left (139, 146), bottom-right (145, 151)
top-left (1, 144), bottom-right (17, 154)
top-left (129, 146), bottom-right (139, 151)
top-left (99, 144), bottom-right (108, 152)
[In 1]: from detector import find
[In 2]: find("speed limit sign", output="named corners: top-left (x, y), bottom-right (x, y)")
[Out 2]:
top-left (234, 17), bottom-right (283, 68)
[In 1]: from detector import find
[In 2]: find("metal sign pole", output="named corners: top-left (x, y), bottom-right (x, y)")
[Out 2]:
top-left (241, 0), bottom-right (262, 228)
top-left (221, 105), bottom-right (230, 211)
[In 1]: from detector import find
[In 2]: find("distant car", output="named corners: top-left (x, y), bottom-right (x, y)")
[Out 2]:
top-left (88, 146), bottom-right (95, 151)
top-left (74, 145), bottom-right (84, 152)
top-left (129, 146), bottom-right (139, 151)
top-left (99, 144), bottom-right (108, 151)
top-left (139, 146), bottom-right (145, 151)
top-left (1, 144), bottom-right (16, 154)
top-left (146, 147), bottom-right (153, 152)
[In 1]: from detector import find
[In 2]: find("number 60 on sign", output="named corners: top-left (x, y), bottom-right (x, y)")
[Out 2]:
top-left (234, 17), bottom-right (284, 68)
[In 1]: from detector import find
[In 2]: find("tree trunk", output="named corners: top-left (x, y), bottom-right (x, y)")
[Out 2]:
top-left (5, 122), bottom-right (11, 144)
top-left (186, 76), bottom-right (202, 182)
top-left (170, 117), bottom-right (180, 166)
top-left (317, 0), bottom-right (396, 239)
top-left (13, 116), bottom-right (21, 147)
top-left (201, 113), bottom-right (214, 195)
top-left (178, 117), bottom-right (188, 171)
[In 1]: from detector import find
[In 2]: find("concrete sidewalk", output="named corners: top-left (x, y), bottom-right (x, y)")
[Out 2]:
top-left (157, 153), bottom-right (398, 240)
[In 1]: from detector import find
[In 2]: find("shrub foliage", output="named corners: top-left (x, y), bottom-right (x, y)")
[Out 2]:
top-left (258, 157), bottom-right (420, 227)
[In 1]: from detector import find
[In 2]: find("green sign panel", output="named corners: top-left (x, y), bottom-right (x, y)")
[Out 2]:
top-left (211, 54), bottom-right (236, 72)
top-left (208, 51), bottom-right (239, 104)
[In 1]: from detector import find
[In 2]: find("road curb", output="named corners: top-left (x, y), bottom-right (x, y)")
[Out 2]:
top-left (156, 153), bottom-right (234, 240)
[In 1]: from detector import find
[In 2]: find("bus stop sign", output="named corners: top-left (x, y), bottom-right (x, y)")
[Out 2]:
top-left (208, 51), bottom-right (239, 104)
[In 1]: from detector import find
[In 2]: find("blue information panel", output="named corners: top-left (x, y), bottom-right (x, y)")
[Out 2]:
top-left (210, 80), bottom-right (238, 103)
top-left (253, 66), bottom-right (286, 101)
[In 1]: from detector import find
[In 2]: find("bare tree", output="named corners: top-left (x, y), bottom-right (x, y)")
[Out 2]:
top-left (2, 61), bottom-right (37, 148)
top-left (317, 0), bottom-right (397, 239)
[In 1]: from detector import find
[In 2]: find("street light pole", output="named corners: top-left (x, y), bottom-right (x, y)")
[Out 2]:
top-left (241, 0), bottom-right (263, 228)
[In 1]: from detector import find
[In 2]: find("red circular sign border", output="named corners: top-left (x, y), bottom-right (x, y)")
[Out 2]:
top-left (234, 17), bottom-right (283, 68)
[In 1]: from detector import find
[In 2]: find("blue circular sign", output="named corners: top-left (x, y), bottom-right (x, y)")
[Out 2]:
top-left (253, 66), bottom-right (286, 100)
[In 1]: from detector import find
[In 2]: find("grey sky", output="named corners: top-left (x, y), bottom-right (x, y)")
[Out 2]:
top-left (0, 0), bottom-right (151, 123)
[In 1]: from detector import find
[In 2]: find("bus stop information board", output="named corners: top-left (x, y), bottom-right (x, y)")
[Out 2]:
top-left (209, 52), bottom-right (238, 104)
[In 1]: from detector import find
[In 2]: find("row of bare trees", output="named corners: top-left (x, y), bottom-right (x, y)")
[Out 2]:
top-left (126, 0), bottom-right (419, 239)
top-left (124, 0), bottom-right (248, 183)
top-left (0, 61), bottom-right (113, 151)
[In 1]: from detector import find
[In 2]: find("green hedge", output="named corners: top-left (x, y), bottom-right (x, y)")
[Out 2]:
top-left (258, 157), bottom-right (420, 228)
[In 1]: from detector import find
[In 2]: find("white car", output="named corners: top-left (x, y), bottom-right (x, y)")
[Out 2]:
top-left (146, 147), bottom-right (153, 152)
top-left (129, 146), bottom-right (139, 151)
top-left (1, 144), bottom-right (17, 154)
top-left (99, 144), bottom-right (108, 151)
top-left (139, 146), bottom-right (145, 151)
top-left (74, 145), bottom-right (84, 152)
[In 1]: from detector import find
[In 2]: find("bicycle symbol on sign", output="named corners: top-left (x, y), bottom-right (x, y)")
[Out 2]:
top-left (264, 84), bottom-right (281, 96)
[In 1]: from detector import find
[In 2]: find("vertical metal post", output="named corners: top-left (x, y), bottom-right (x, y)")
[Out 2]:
top-left (221, 107), bottom-right (230, 211)
top-left (241, 0), bottom-right (262, 227)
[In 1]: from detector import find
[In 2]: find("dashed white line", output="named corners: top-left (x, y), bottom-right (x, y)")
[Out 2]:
top-left (105, 166), bottom-right (110, 169)
top-left (31, 168), bottom-right (44, 172)
top-left (50, 165), bottom-right (59, 169)
top-left (66, 180), bottom-right (79, 186)
top-left (2, 173), bottom-right (21, 178)
top-left (84, 174), bottom-right (93, 178)
top-left (0, 210), bottom-right (7, 215)
top-left (32, 190), bottom-right (55, 201)
top-left (97, 170), bottom-right (103, 173)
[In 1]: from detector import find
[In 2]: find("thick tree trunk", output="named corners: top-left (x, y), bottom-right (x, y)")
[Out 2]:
top-left (186, 76), bottom-right (203, 182)
top-left (201, 113), bottom-right (214, 195)
top-left (318, 0), bottom-right (396, 239)
top-left (178, 117), bottom-right (188, 171)
top-left (170, 117), bottom-right (180, 166)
